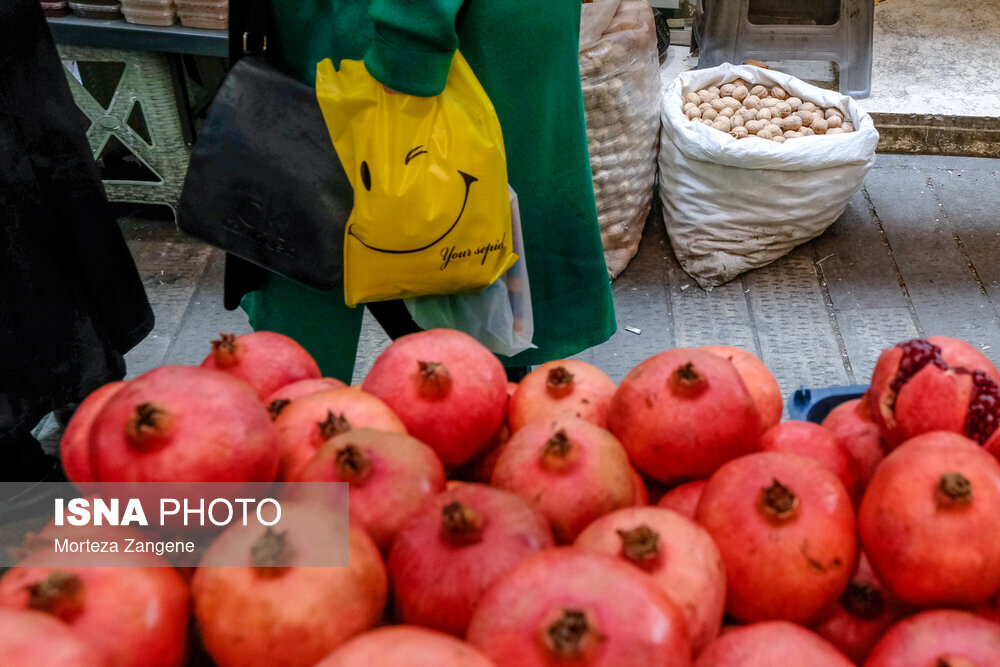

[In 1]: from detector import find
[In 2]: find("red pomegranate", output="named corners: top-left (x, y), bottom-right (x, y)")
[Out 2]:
top-left (821, 398), bottom-right (886, 499)
top-left (858, 431), bottom-right (1000, 607)
top-left (361, 329), bottom-right (508, 467)
top-left (273, 386), bottom-right (406, 480)
top-left (631, 467), bottom-right (650, 505)
top-left (59, 380), bottom-right (127, 487)
top-left (608, 348), bottom-right (764, 483)
top-left (262, 377), bottom-right (348, 420)
top-left (294, 428), bottom-right (446, 552)
top-left (759, 420), bottom-right (861, 505)
top-left (507, 360), bottom-right (616, 432)
top-left (701, 345), bottom-right (782, 430)
top-left (387, 484), bottom-right (554, 636)
top-left (695, 621), bottom-right (853, 666)
top-left (461, 381), bottom-right (518, 483)
top-left (657, 480), bottom-right (708, 520)
top-left (87, 365), bottom-right (278, 483)
top-left (192, 503), bottom-right (387, 667)
top-left (490, 417), bottom-right (638, 543)
top-left (695, 451), bottom-right (857, 624)
top-left (864, 610), bottom-right (1000, 667)
top-left (929, 335), bottom-right (1000, 383)
top-left (315, 626), bottom-right (495, 667)
top-left (574, 507), bottom-right (727, 654)
top-left (200, 331), bottom-right (321, 400)
top-left (866, 337), bottom-right (1000, 450)
top-left (976, 598), bottom-right (1000, 625)
top-left (467, 548), bottom-right (692, 666)
top-left (467, 438), bottom-right (509, 484)
top-left (0, 608), bottom-right (107, 667)
top-left (0, 553), bottom-right (190, 667)
top-left (813, 552), bottom-right (907, 664)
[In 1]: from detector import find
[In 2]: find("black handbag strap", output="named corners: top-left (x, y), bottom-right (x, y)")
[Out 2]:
top-left (228, 0), bottom-right (274, 65)
top-left (223, 0), bottom-right (279, 306)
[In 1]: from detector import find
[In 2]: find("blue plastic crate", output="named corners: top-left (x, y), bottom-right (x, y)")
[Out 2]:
top-left (787, 384), bottom-right (868, 424)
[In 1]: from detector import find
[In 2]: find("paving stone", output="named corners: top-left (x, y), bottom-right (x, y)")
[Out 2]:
top-left (160, 248), bottom-right (253, 368)
top-left (812, 188), bottom-right (911, 311)
top-left (864, 166), bottom-right (1000, 365)
top-left (353, 310), bottom-right (392, 385)
top-left (746, 246), bottom-right (851, 394)
top-left (927, 167), bottom-right (1000, 294)
top-left (124, 236), bottom-right (213, 377)
top-left (836, 308), bottom-right (921, 382)
top-left (582, 213), bottom-right (676, 382)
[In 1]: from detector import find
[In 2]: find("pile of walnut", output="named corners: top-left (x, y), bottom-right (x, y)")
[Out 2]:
top-left (683, 79), bottom-right (856, 143)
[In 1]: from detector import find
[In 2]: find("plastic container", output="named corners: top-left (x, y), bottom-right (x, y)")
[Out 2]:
top-left (123, 4), bottom-right (176, 24)
top-left (122, 0), bottom-right (174, 6)
top-left (175, 0), bottom-right (225, 7)
top-left (787, 384), bottom-right (868, 423)
top-left (41, 1), bottom-right (71, 17)
top-left (177, 8), bottom-right (226, 29)
top-left (68, 1), bottom-right (122, 19)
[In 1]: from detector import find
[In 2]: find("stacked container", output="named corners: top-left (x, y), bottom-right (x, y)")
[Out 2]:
top-left (68, 0), bottom-right (123, 19)
top-left (121, 0), bottom-right (177, 26)
top-left (175, 0), bottom-right (227, 29)
top-left (41, 1), bottom-right (71, 17)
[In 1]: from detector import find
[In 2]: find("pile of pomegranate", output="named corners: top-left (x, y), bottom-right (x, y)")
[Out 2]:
top-left (4, 330), bottom-right (1000, 665)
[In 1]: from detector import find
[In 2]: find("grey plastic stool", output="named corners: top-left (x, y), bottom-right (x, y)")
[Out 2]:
top-left (696, 0), bottom-right (874, 98)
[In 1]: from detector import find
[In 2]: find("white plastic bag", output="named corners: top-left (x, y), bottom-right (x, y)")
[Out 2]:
top-left (580, 0), bottom-right (660, 278)
top-left (659, 63), bottom-right (879, 289)
top-left (404, 187), bottom-right (535, 357)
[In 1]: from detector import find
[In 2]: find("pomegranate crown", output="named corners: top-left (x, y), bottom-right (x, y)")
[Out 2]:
top-left (210, 333), bottom-right (245, 367)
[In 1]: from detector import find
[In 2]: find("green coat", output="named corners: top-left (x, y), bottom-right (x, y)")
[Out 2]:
top-left (243, 0), bottom-right (616, 381)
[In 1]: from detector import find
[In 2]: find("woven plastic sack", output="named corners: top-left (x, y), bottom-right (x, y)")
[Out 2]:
top-left (659, 63), bottom-right (879, 289)
top-left (580, 0), bottom-right (661, 278)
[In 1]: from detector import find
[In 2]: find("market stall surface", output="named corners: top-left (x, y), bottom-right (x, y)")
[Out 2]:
top-left (31, 153), bottom-right (1000, 447)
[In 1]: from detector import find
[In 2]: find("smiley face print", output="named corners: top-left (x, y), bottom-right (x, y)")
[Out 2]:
top-left (346, 144), bottom-right (479, 254)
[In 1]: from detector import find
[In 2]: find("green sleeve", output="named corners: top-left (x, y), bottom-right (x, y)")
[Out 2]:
top-left (363, 0), bottom-right (466, 97)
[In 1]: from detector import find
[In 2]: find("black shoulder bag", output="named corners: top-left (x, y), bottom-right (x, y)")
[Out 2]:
top-left (177, 0), bottom-right (351, 291)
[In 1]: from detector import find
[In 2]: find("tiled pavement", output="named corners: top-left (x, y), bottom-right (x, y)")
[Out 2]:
top-left (33, 153), bottom-right (1000, 447)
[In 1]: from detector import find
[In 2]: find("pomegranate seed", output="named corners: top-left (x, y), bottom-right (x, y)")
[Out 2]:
top-left (891, 340), bottom-right (947, 396)
top-left (961, 368), bottom-right (1000, 445)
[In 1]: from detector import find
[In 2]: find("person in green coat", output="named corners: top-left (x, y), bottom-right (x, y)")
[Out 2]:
top-left (240, 0), bottom-right (616, 382)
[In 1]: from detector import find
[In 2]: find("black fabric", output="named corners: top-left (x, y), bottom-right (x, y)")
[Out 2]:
top-left (0, 0), bottom-right (154, 443)
top-left (366, 299), bottom-right (422, 341)
top-left (178, 56), bottom-right (352, 291)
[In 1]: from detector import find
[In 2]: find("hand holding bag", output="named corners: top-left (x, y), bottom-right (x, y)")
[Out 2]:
top-left (315, 52), bottom-right (517, 306)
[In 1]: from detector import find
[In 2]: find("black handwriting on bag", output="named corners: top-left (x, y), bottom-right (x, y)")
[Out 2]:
top-left (440, 236), bottom-right (508, 271)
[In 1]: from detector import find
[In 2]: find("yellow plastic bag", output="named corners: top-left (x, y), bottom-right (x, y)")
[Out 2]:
top-left (316, 52), bottom-right (517, 306)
